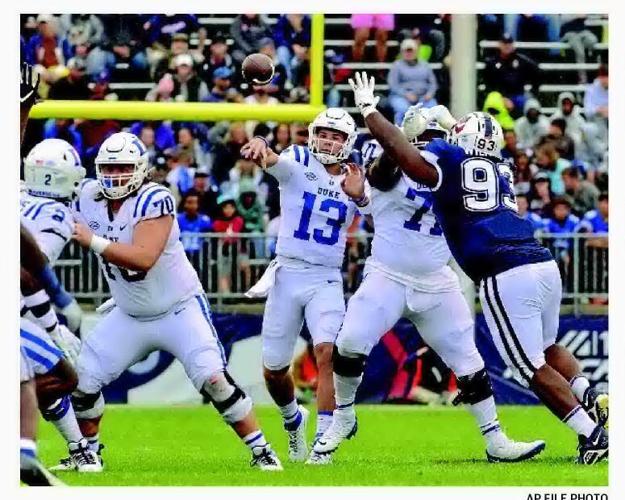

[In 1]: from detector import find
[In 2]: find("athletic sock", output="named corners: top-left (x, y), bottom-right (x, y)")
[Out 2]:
top-left (315, 411), bottom-right (333, 440)
top-left (563, 405), bottom-right (596, 438)
top-left (334, 373), bottom-right (362, 415)
top-left (20, 438), bottom-right (37, 459)
top-left (467, 396), bottom-right (506, 446)
top-left (86, 433), bottom-right (100, 453)
top-left (242, 430), bottom-right (268, 452)
top-left (42, 396), bottom-right (83, 444)
top-left (279, 400), bottom-right (302, 431)
top-left (570, 375), bottom-right (593, 408)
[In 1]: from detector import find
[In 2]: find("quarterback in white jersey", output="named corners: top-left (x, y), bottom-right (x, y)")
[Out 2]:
top-left (314, 112), bottom-right (546, 464)
top-left (70, 132), bottom-right (281, 471)
top-left (242, 108), bottom-right (367, 464)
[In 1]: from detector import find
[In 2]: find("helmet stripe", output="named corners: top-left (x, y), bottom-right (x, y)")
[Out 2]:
top-left (484, 115), bottom-right (493, 138)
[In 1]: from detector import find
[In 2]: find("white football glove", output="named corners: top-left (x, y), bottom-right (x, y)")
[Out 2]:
top-left (50, 324), bottom-right (81, 367)
top-left (427, 105), bottom-right (457, 130)
top-left (58, 299), bottom-right (83, 333)
top-left (348, 71), bottom-right (380, 118)
top-left (95, 297), bottom-right (116, 315)
top-left (401, 104), bottom-right (429, 142)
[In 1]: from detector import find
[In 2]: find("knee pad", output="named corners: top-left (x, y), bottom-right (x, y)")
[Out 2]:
top-left (201, 371), bottom-right (252, 424)
top-left (72, 390), bottom-right (105, 420)
top-left (332, 345), bottom-right (366, 378)
top-left (40, 395), bottom-right (72, 422)
top-left (454, 368), bottom-right (494, 406)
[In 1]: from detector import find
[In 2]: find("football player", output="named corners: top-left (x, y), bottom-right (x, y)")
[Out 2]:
top-left (70, 132), bottom-right (281, 470)
top-left (241, 108), bottom-right (368, 464)
top-left (314, 113), bottom-right (545, 462)
top-left (348, 72), bottom-right (608, 465)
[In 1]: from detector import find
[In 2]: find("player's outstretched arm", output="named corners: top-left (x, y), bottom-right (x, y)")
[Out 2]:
top-left (73, 216), bottom-right (173, 272)
top-left (240, 136), bottom-right (279, 169)
top-left (20, 62), bottom-right (40, 145)
top-left (349, 72), bottom-right (439, 188)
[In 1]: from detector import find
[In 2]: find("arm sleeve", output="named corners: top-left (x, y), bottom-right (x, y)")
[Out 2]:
top-left (36, 210), bottom-right (74, 265)
top-left (266, 145), bottom-right (300, 183)
top-left (420, 140), bottom-right (448, 192)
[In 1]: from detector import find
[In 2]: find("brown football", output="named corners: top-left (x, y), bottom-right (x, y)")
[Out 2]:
top-left (242, 53), bottom-right (275, 85)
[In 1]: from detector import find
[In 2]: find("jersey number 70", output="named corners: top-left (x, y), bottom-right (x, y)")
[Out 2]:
top-left (461, 158), bottom-right (517, 212)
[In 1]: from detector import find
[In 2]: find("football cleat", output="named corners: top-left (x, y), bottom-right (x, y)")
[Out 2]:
top-left (587, 392), bottom-right (609, 429)
top-left (21, 455), bottom-right (65, 486)
top-left (50, 439), bottom-right (103, 473)
top-left (286, 405), bottom-right (310, 462)
top-left (250, 445), bottom-right (283, 471)
top-left (577, 426), bottom-right (608, 465)
top-left (312, 410), bottom-right (358, 455)
top-left (486, 439), bottom-right (546, 463)
top-left (305, 449), bottom-right (333, 465)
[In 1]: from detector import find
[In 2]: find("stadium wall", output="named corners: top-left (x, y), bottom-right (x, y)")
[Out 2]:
top-left (80, 313), bottom-right (608, 406)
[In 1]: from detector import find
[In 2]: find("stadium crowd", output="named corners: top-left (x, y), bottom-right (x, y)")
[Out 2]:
top-left (20, 14), bottom-right (608, 287)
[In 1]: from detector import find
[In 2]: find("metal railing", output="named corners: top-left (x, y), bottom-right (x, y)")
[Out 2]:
top-left (54, 232), bottom-right (607, 314)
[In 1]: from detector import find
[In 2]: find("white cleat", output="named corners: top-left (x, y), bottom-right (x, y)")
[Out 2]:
top-left (313, 409), bottom-right (358, 455)
top-left (486, 438), bottom-right (546, 463)
top-left (287, 406), bottom-right (310, 462)
top-left (306, 449), bottom-right (333, 465)
top-left (50, 439), bottom-right (103, 473)
top-left (250, 445), bottom-right (283, 471)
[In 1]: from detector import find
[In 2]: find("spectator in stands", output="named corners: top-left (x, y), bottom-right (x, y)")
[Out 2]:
top-left (26, 15), bottom-right (67, 97)
top-left (148, 54), bottom-right (209, 102)
top-left (166, 150), bottom-right (195, 204)
top-left (578, 192), bottom-right (608, 235)
top-left (560, 15), bottom-right (598, 84)
top-left (273, 15), bottom-right (311, 84)
top-left (514, 97), bottom-right (550, 150)
top-left (513, 151), bottom-right (536, 195)
top-left (562, 166), bottom-right (599, 217)
top-left (199, 31), bottom-right (238, 86)
top-left (213, 193), bottom-right (246, 293)
top-left (138, 125), bottom-right (162, 166)
top-left (501, 130), bottom-right (519, 162)
top-left (204, 66), bottom-right (242, 103)
top-left (528, 173), bottom-right (554, 217)
top-left (237, 178), bottom-right (266, 257)
top-left (244, 84), bottom-right (279, 138)
top-left (258, 37), bottom-right (289, 100)
top-left (230, 14), bottom-right (273, 63)
top-left (143, 15), bottom-right (203, 74)
top-left (350, 14), bottom-right (395, 63)
top-left (227, 158), bottom-right (268, 204)
top-left (89, 70), bottom-right (118, 101)
top-left (503, 15), bottom-right (560, 45)
top-left (398, 16), bottom-right (449, 63)
top-left (482, 33), bottom-right (539, 116)
top-left (271, 123), bottom-right (292, 154)
top-left (516, 193), bottom-right (545, 233)
top-left (537, 118), bottom-right (575, 161)
top-left (130, 121), bottom-right (176, 152)
top-left (43, 119), bottom-right (83, 157)
top-left (207, 121), bottom-right (249, 185)
top-left (584, 63), bottom-right (608, 143)
top-left (290, 123), bottom-right (309, 146)
top-left (59, 14), bottom-right (107, 77)
top-left (177, 191), bottom-right (213, 256)
top-left (191, 169), bottom-right (220, 219)
top-left (534, 142), bottom-right (570, 196)
top-left (482, 91), bottom-right (515, 131)
top-left (153, 32), bottom-right (205, 82)
top-left (388, 38), bottom-right (438, 124)
top-left (544, 196), bottom-right (580, 267)
top-left (75, 118), bottom-right (121, 171)
top-left (48, 57), bottom-right (90, 100)
top-left (176, 126), bottom-right (207, 169)
top-left (104, 31), bottom-right (150, 83)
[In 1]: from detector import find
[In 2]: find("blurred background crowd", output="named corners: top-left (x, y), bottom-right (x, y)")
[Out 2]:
top-left (20, 14), bottom-right (609, 294)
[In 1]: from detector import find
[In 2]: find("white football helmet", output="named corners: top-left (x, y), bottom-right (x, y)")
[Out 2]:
top-left (412, 121), bottom-right (449, 150)
top-left (23, 138), bottom-right (86, 200)
top-left (95, 132), bottom-right (149, 199)
top-left (449, 111), bottom-right (504, 159)
top-left (308, 108), bottom-right (357, 164)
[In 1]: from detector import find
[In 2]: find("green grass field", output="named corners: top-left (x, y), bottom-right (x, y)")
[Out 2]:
top-left (37, 404), bottom-right (607, 486)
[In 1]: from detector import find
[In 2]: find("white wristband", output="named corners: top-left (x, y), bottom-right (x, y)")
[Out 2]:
top-left (361, 106), bottom-right (378, 119)
top-left (90, 235), bottom-right (111, 255)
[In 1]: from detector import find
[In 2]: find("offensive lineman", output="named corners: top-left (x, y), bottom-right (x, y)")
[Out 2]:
top-left (70, 132), bottom-right (282, 470)
top-left (314, 114), bottom-right (545, 462)
top-left (347, 72), bottom-right (608, 465)
top-left (241, 108), bottom-right (366, 464)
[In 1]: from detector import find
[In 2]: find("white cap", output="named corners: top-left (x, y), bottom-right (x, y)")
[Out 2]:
top-left (400, 38), bottom-right (418, 52)
top-left (174, 54), bottom-right (194, 67)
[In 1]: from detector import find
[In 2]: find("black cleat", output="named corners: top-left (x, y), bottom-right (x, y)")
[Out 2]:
top-left (577, 425), bottom-right (609, 465)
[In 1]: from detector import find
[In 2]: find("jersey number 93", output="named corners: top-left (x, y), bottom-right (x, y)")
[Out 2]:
top-left (461, 159), bottom-right (517, 213)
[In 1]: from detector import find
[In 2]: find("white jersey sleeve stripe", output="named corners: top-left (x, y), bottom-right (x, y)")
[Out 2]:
top-left (133, 184), bottom-right (162, 217)
top-left (420, 150), bottom-right (444, 192)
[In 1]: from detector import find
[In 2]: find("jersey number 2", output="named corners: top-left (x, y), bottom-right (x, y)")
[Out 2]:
top-left (293, 192), bottom-right (347, 246)
top-left (461, 159), bottom-right (517, 212)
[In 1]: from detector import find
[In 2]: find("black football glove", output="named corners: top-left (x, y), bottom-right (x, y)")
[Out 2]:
top-left (20, 62), bottom-right (40, 106)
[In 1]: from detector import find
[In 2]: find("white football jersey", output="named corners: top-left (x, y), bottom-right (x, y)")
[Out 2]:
top-left (20, 192), bottom-right (74, 265)
top-left (267, 145), bottom-right (359, 268)
top-left (74, 181), bottom-right (203, 318)
top-left (362, 172), bottom-right (457, 290)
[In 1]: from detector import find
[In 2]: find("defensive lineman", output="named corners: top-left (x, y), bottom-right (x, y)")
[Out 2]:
top-left (70, 132), bottom-right (281, 470)
top-left (348, 72), bottom-right (608, 464)
top-left (315, 116), bottom-right (545, 462)
top-left (241, 108), bottom-right (366, 464)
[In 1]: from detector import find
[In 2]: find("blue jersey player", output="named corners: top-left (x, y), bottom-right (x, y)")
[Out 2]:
top-left (348, 72), bottom-right (608, 465)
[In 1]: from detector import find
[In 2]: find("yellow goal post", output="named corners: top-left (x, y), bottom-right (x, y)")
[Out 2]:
top-left (29, 14), bottom-right (327, 124)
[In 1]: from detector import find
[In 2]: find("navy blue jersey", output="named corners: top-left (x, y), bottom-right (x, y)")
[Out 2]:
top-left (421, 139), bottom-right (552, 282)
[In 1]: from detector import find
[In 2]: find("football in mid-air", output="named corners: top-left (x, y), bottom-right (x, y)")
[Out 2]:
top-left (242, 53), bottom-right (275, 85)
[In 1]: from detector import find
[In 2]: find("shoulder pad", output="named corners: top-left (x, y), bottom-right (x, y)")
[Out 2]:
top-left (281, 145), bottom-right (311, 167)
